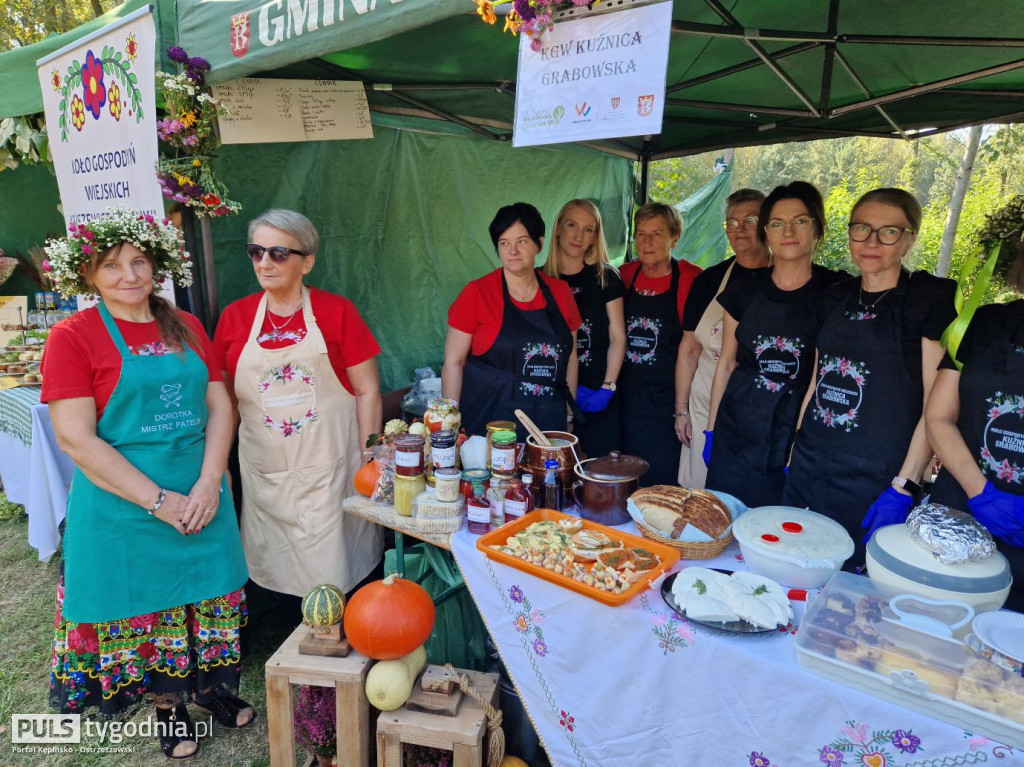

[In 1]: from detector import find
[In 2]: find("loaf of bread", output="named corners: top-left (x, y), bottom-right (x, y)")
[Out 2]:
top-left (630, 485), bottom-right (731, 540)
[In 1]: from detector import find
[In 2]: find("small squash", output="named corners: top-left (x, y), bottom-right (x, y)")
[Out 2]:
top-left (364, 645), bottom-right (427, 711)
top-left (301, 584), bottom-right (345, 631)
top-left (354, 459), bottom-right (381, 497)
top-left (345, 573), bottom-right (435, 660)
top-left (500, 758), bottom-right (529, 767)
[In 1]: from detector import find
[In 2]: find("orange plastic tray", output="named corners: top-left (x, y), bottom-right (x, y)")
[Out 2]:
top-left (475, 509), bottom-right (680, 606)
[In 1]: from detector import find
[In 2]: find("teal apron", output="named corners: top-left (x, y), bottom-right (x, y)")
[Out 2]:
top-left (61, 303), bottom-right (247, 624)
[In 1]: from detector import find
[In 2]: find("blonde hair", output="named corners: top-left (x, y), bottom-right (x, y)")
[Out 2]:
top-left (543, 199), bottom-right (616, 288)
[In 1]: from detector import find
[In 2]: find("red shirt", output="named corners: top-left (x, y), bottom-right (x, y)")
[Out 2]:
top-left (41, 308), bottom-right (220, 418)
top-left (447, 269), bottom-right (582, 357)
top-left (212, 287), bottom-right (379, 396)
top-left (619, 259), bottom-right (702, 322)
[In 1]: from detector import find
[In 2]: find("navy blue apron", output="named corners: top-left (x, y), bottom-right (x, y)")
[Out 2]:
top-left (620, 260), bottom-right (683, 485)
top-left (931, 317), bottom-right (1024, 611)
top-left (460, 270), bottom-right (575, 442)
top-left (784, 272), bottom-right (919, 566)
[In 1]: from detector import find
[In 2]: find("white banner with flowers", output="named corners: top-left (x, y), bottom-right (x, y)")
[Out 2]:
top-left (512, 1), bottom-right (672, 148)
top-left (37, 8), bottom-right (163, 228)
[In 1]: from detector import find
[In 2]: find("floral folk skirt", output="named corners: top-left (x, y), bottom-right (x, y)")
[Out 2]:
top-left (49, 577), bottom-right (248, 718)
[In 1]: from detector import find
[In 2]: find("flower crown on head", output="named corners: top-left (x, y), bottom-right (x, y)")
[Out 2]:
top-left (43, 207), bottom-right (193, 298)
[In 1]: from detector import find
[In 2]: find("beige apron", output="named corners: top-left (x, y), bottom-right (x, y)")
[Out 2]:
top-left (678, 261), bottom-right (736, 488)
top-left (236, 287), bottom-right (382, 596)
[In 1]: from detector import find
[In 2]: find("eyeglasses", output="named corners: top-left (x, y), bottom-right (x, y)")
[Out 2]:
top-left (724, 216), bottom-right (759, 231)
top-left (246, 243), bottom-right (308, 263)
top-left (765, 217), bottom-right (815, 234)
top-left (848, 223), bottom-right (913, 246)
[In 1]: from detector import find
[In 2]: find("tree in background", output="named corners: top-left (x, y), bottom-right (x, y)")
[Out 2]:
top-left (1, 0), bottom-right (118, 51)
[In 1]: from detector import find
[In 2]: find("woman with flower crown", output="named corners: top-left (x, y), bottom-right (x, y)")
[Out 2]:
top-left (784, 188), bottom-right (956, 567)
top-left (212, 209), bottom-right (383, 608)
top-left (41, 208), bottom-right (251, 759)
top-left (927, 201), bottom-right (1024, 611)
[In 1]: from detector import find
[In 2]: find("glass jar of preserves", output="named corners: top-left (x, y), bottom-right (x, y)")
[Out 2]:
top-left (490, 429), bottom-right (517, 475)
top-left (433, 467), bottom-right (462, 503)
top-left (430, 430), bottom-right (457, 470)
top-left (394, 434), bottom-right (426, 477)
top-left (460, 469), bottom-right (490, 502)
top-left (394, 472), bottom-right (425, 517)
top-left (424, 397), bottom-right (461, 433)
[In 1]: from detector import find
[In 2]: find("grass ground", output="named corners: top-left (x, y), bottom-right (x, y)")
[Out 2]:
top-left (0, 505), bottom-right (304, 767)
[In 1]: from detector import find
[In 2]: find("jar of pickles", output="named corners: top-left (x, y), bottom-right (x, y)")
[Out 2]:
top-left (424, 397), bottom-right (461, 433)
top-left (394, 434), bottom-right (426, 477)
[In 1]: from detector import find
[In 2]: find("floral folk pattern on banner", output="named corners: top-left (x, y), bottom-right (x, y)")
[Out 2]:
top-left (52, 39), bottom-right (144, 142)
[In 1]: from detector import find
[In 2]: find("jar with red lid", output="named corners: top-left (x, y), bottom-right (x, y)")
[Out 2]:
top-left (394, 434), bottom-right (426, 477)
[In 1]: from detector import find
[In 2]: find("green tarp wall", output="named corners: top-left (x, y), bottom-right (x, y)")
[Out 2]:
top-left (209, 114), bottom-right (632, 391)
top-left (0, 165), bottom-right (65, 298)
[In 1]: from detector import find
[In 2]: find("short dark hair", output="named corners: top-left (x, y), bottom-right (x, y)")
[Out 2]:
top-left (758, 181), bottom-right (826, 244)
top-left (489, 203), bottom-right (545, 251)
top-left (725, 188), bottom-right (766, 213)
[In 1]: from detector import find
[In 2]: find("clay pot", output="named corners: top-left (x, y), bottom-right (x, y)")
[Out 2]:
top-left (519, 431), bottom-right (582, 498)
top-left (571, 451), bottom-right (649, 525)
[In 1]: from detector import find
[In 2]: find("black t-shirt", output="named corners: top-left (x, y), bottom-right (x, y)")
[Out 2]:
top-left (718, 263), bottom-right (848, 324)
top-left (823, 270), bottom-right (957, 382)
top-left (681, 257), bottom-right (769, 331)
top-left (940, 299), bottom-right (1024, 370)
top-left (559, 263), bottom-right (626, 305)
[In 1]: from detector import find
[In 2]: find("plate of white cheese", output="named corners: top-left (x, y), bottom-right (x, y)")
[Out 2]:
top-left (661, 567), bottom-right (794, 633)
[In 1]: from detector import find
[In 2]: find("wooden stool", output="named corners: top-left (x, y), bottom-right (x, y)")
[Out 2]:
top-left (266, 624), bottom-right (373, 767)
top-left (375, 670), bottom-right (499, 767)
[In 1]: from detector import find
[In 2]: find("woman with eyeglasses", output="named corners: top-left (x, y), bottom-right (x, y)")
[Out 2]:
top-left (926, 242), bottom-right (1024, 610)
top-left (542, 199), bottom-right (625, 458)
top-left (705, 181), bottom-right (845, 507)
top-left (443, 202), bottom-right (581, 441)
top-left (784, 188), bottom-right (956, 563)
top-left (618, 202), bottom-right (702, 485)
top-left (674, 188), bottom-right (769, 488)
top-left (212, 209), bottom-right (383, 606)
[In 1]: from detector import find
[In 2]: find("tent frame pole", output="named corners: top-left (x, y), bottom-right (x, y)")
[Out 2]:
top-left (666, 42), bottom-right (818, 93)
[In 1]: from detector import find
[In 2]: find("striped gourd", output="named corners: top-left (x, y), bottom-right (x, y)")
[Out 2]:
top-left (301, 584), bottom-right (345, 631)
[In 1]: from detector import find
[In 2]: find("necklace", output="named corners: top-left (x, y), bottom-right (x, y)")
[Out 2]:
top-left (858, 285), bottom-right (895, 311)
top-left (261, 301), bottom-right (303, 342)
top-left (508, 281), bottom-right (538, 303)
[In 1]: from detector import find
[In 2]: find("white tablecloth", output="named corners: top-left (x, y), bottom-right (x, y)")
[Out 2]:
top-left (0, 394), bottom-right (74, 561)
top-left (450, 526), bottom-right (1022, 766)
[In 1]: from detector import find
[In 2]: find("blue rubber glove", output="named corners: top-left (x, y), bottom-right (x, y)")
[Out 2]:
top-left (861, 486), bottom-right (914, 544)
top-left (576, 385), bottom-right (614, 413)
top-left (701, 430), bottom-right (714, 467)
top-left (968, 482), bottom-right (1024, 545)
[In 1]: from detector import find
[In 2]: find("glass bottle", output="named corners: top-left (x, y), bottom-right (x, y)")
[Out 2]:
top-left (521, 472), bottom-right (535, 511)
top-left (487, 474), bottom-right (509, 529)
top-left (466, 480), bottom-right (491, 535)
top-left (504, 479), bottom-right (529, 524)
top-left (542, 459), bottom-right (562, 511)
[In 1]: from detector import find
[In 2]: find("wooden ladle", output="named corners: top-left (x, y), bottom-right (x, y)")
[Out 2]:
top-left (514, 408), bottom-right (552, 447)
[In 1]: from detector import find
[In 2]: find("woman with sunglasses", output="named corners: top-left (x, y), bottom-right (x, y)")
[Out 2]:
top-left (542, 199), bottom-right (625, 457)
top-left (705, 181), bottom-right (845, 507)
top-left (784, 189), bottom-right (956, 564)
top-left (213, 209), bottom-right (383, 609)
top-left (675, 188), bottom-right (769, 488)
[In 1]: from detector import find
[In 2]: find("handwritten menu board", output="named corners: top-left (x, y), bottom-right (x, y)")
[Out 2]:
top-left (213, 78), bottom-right (373, 144)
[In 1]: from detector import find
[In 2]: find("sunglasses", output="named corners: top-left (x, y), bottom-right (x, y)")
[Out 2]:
top-left (246, 243), bottom-right (307, 263)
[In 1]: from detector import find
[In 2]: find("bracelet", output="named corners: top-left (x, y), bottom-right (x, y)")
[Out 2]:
top-left (674, 410), bottom-right (689, 417)
top-left (148, 488), bottom-right (166, 516)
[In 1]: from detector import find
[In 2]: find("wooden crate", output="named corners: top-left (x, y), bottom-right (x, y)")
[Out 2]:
top-left (265, 624), bottom-right (373, 767)
top-left (375, 670), bottom-right (499, 767)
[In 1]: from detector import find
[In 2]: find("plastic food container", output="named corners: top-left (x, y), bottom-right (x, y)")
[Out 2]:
top-left (796, 571), bottom-right (1024, 749)
top-left (732, 506), bottom-right (854, 588)
top-left (866, 523), bottom-right (1012, 613)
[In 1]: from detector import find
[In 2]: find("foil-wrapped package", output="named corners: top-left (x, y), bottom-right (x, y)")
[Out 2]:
top-left (906, 503), bottom-right (996, 564)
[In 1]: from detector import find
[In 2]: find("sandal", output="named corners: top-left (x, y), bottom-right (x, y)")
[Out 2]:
top-left (155, 704), bottom-right (199, 760)
top-left (194, 692), bottom-right (255, 729)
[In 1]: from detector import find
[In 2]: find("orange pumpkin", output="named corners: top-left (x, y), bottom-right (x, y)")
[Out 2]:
top-left (354, 459), bottom-right (380, 497)
top-left (344, 574), bottom-right (435, 659)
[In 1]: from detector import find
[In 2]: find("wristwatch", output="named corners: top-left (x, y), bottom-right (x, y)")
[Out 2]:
top-left (602, 381), bottom-right (616, 392)
top-left (891, 476), bottom-right (922, 496)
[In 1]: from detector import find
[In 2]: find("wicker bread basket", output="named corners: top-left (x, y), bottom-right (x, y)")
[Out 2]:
top-left (636, 518), bottom-right (733, 559)
top-left (631, 486), bottom-right (733, 560)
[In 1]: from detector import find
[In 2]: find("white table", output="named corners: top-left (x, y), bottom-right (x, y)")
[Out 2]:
top-left (0, 388), bottom-right (74, 561)
top-left (450, 525), bottom-right (1020, 766)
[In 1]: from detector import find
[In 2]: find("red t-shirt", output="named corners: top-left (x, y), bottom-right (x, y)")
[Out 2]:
top-left (447, 269), bottom-right (583, 357)
top-left (619, 259), bottom-right (702, 322)
top-left (41, 308), bottom-right (221, 418)
top-left (212, 287), bottom-right (379, 395)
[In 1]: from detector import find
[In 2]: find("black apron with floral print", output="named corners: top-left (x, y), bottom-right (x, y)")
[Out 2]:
top-left (931, 315), bottom-right (1024, 610)
top-left (620, 260), bottom-right (682, 485)
top-left (460, 270), bottom-right (574, 442)
top-left (784, 271), bottom-right (920, 562)
top-left (706, 272), bottom-right (825, 506)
